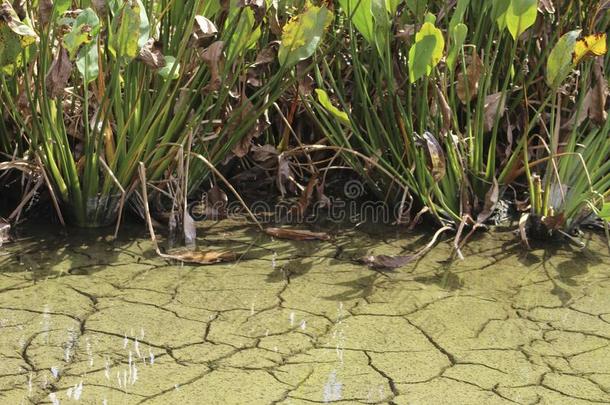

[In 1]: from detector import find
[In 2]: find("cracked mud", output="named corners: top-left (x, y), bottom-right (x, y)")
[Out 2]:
top-left (1, 221), bottom-right (609, 404)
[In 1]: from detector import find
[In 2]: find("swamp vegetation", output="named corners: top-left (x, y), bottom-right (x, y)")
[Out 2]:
top-left (0, 0), bottom-right (609, 252)
top-left (1, 1), bottom-right (610, 404)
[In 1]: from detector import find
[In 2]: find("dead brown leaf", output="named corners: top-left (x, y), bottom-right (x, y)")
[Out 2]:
top-left (475, 178), bottom-right (499, 225)
top-left (46, 47), bottom-right (72, 98)
top-left (205, 185), bottom-right (228, 219)
top-left (138, 39), bottom-right (166, 69)
top-left (201, 41), bottom-right (225, 92)
top-left (538, 0), bottom-right (555, 13)
top-left (264, 227), bottom-right (331, 241)
top-left (422, 132), bottom-right (446, 182)
top-left (194, 15), bottom-right (218, 40)
top-left (168, 250), bottom-right (238, 265)
top-left (457, 52), bottom-right (484, 104)
top-left (483, 92), bottom-right (506, 132)
top-left (589, 58), bottom-right (608, 125)
top-left (39, 0), bottom-right (53, 26)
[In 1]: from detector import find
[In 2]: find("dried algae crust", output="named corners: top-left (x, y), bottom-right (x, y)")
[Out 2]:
top-left (0, 223), bottom-right (609, 404)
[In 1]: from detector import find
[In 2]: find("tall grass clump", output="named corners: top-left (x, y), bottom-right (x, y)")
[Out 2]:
top-left (309, 0), bottom-right (609, 238)
top-left (0, 0), bottom-right (328, 227)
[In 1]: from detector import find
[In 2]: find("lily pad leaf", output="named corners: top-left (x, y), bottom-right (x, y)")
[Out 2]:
top-left (0, 2), bottom-right (38, 74)
top-left (279, 4), bottom-right (332, 68)
top-left (505, 0), bottom-right (538, 40)
top-left (546, 30), bottom-right (581, 88)
top-left (408, 21), bottom-right (444, 83)
top-left (62, 8), bottom-right (100, 60)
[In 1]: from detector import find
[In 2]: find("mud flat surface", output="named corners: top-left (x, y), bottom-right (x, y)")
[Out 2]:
top-left (1, 221), bottom-right (609, 404)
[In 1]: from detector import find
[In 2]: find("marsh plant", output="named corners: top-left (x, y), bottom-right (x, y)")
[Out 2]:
top-left (310, 0), bottom-right (609, 242)
top-left (0, 0), bottom-right (608, 246)
top-left (0, 0), bottom-right (330, 227)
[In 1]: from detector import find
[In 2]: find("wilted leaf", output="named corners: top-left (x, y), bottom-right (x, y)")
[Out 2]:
top-left (137, 38), bottom-right (165, 69)
top-left (194, 15), bottom-right (218, 41)
top-left (231, 97), bottom-right (265, 158)
top-left (433, 84), bottom-right (452, 134)
top-left (251, 144), bottom-right (279, 162)
top-left (358, 254), bottom-right (417, 270)
top-left (519, 213), bottom-right (531, 249)
top-left (264, 227), bottom-right (331, 241)
top-left (422, 131), bottom-right (446, 182)
top-left (253, 43), bottom-right (277, 66)
top-left (290, 175), bottom-right (318, 218)
top-left (542, 212), bottom-right (565, 230)
top-left (201, 40), bottom-right (224, 90)
top-left (168, 250), bottom-right (238, 265)
top-left (92, 0), bottom-right (107, 15)
top-left (315, 89), bottom-right (350, 127)
top-left (546, 30), bottom-right (581, 88)
top-left (279, 4), bottom-right (332, 68)
top-left (39, 0), bottom-right (53, 26)
top-left (483, 92), bottom-right (506, 132)
top-left (476, 178), bottom-right (499, 225)
top-left (183, 212), bottom-right (196, 248)
top-left (456, 51), bottom-right (484, 104)
top-left (573, 33), bottom-right (607, 65)
top-left (505, 0), bottom-right (538, 40)
top-left (109, 0), bottom-right (142, 63)
top-left (46, 46), bottom-right (72, 98)
top-left (62, 8), bottom-right (100, 60)
top-left (204, 185), bottom-right (228, 219)
top-left (589, 59), bottom-right (608, 124)
top-left (408, 21), bottom-right (445, 83)
top-left (0, 1), bottom-right (38, 74)
top-left (538, 0), bottom-right (555, 13)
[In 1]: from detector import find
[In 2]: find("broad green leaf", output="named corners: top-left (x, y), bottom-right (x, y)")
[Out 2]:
top-left (63, 8), bottom-right (100, 60)
top-left (315, 89), bottom-right (350, 127)
top-left (599, 203), bottom-right (610, 221)
top-left (546, 30), bottom-right (580, 89)
top-left (506, 0), bottom-right (538, 40)
top-left (76, 41), bottom-right (99, 83)
top-left (110, 0), bottom-right (142, 63)
top-left (447, 23), bottom-right (468, 73)
top-left (371, 0), bottom-right (391, 53)
top-left (449, 0), bottom-right (470, 34)
top-left (135, 0), bottom-right (150, 49)
top-left (53, 0), bottom-right (72, 18)
top-left (279, 5), bottom-right (332, 68)
top-left (492, 0), bottom-right (510, 31)
top-left (0, 3), bottom-right (38, 75)
top-left (385, 0), bottom-right (401, 15)
top-left (405, 0), bottom-right (427, 21)
top-left (158, 55), bottom-right (180, 80)
top-left (408, 22), bottom-right (444, 83)
top-left (339, 0), bottom-right (375, 45)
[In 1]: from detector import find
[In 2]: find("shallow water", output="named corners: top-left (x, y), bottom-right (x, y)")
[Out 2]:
top-left (1, 220), bottom-right (610, 404)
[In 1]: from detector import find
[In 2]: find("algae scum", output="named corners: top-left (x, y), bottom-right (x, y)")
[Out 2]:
top-left (1, 222), bottom-right (610, 405)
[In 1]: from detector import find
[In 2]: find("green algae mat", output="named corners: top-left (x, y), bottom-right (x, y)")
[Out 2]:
top-left (1, 223), bottom-right (610, 404)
